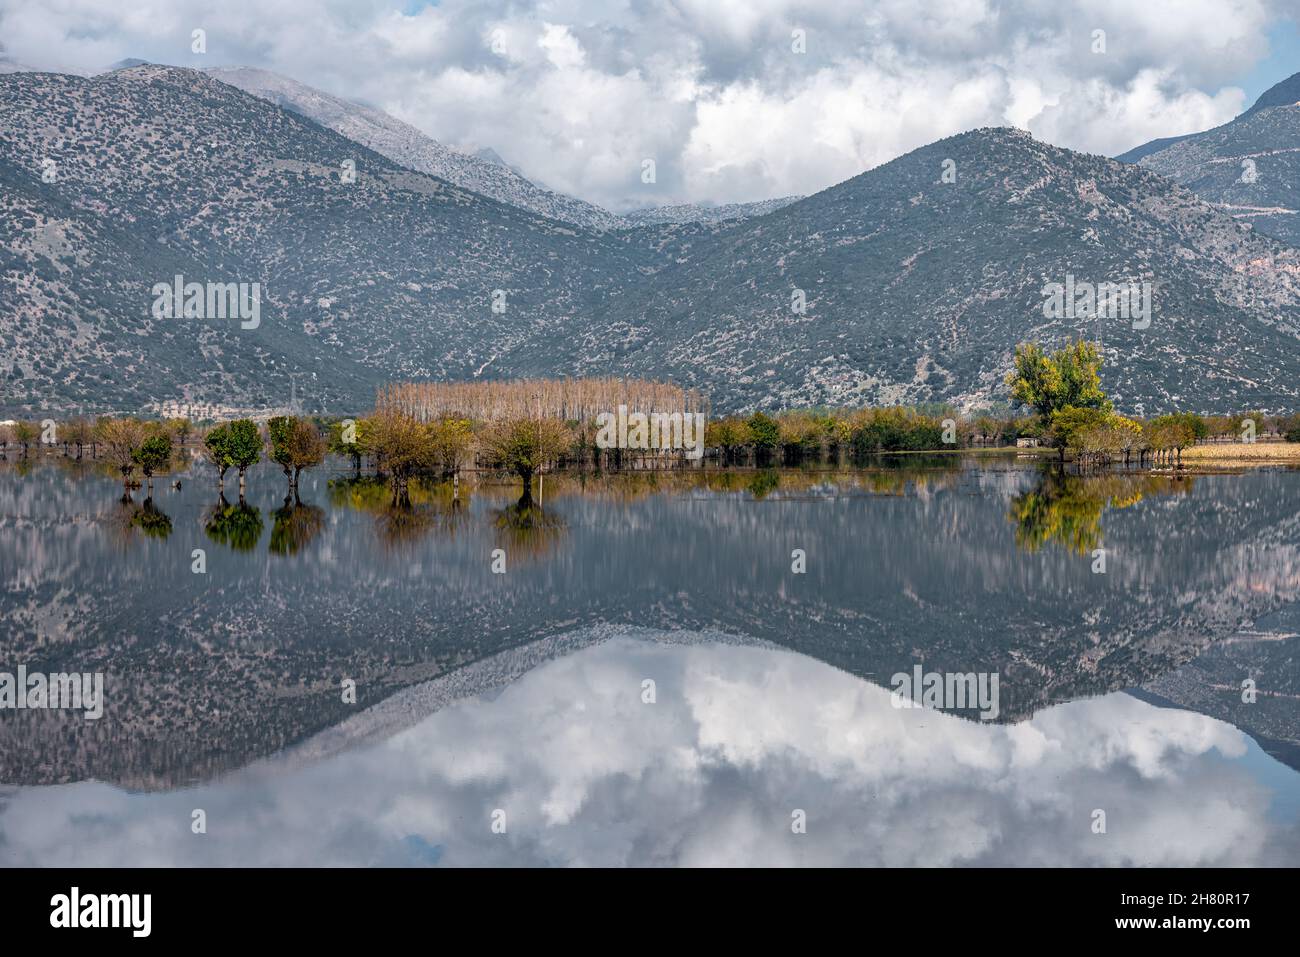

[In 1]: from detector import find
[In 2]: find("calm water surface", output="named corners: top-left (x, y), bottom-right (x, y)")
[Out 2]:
top-left (2, 453), bottom-right (1299, 865)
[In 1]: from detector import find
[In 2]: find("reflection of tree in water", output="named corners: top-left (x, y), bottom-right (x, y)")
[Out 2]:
top-left (693, 463), bottom-right (961, 499)
top-left (106, 492), bottom-right (173, 542)
top-left (1009, 470), bottom-right (1194, 555)
top-left (130, 497), bottom-right (173, 539)
top-left (747, 469), bottom-right (779, 499)
top-left (493, 488), bottom-right (566, 561)
top-left (328, 475), bottom-right (468, 549)
top-left (269, 496), bottom-right (325, 556)
top-left (478, 461), bottom-right (966, 505)
top-left (375, 502), bottom-right (442, 549)
top-left (205, 495), bottom-right (264, 552)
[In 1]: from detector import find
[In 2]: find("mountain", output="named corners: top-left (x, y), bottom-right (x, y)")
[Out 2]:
top-left (1134, 110), bottom-right (1300, 247)
top-left (204, 66), bottom-right (800, 231)
top-left (1118, 71), bottom-right (1300, 246)
top-left (0, 54), bottom-right (35, 75)
top-left (5, 64), bottom-right (1300, 416)
top-left (1115, 133), bottom-right (1202, 164)
top-left (0, 65), bottom-right (644, 414)
top-left (1242, 70), bottom-right (1300, 116)
top-left (203, 66), bottom-right (625, 232)
top-left (549, 127), bottom-right (1300, 412)
top-left (621, 197), bottom-right (803, 227)
top-left (473, 146), bottom-right (530, 180)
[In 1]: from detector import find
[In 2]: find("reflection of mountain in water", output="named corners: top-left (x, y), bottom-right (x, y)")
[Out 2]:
top-left (3, 634), bottom-right (1297, 866)
top-left (3, 458), bottom-right (1300, 789)
top-left (1141, 602), bottom-right (1300, 771)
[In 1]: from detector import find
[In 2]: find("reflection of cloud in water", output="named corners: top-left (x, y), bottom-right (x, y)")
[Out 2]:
top-left (2, 633), bottom-right (1297, 867)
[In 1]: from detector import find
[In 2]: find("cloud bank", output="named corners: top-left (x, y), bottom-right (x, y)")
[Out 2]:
top-left (0, 0), bottom-right (1279, 209)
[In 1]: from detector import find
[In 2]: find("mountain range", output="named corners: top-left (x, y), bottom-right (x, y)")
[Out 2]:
top-left (5, 62), bottom-right (1300, 415)
top-left (1119, 70), bottom-right (1300, 247)
top-left (207, 66), bottom-right (799, 233)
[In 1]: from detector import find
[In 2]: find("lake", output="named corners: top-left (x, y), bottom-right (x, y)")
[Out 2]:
top-left (2, 453), bottom-right (1299, 865)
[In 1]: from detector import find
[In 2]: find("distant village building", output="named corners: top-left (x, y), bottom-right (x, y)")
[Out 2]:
top-left (1016, 437), bottom-right (1041, 448)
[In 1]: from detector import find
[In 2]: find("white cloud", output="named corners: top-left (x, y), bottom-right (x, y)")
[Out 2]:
top-left (1, 636), bottom-right (1294, 867)
top-left (0, 0), bottom-right (1282, 209)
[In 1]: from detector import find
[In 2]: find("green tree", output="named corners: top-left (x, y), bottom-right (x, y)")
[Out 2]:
top-left (1008, 341), bottom-right (1111, 461)
top-left (225, 419), bottom-right (262, 496)
top-left (204, 424), bottom-right (233, 490)
top-left (479, 416), bottom-right (571, 494)
top-left (1166, 411), bottom-right (1208, 443)
top-left (745, 411), bottom-right (780, 458)
top-left (168, 417), bottom-right (193, 448)
top-left (13, 420), bottom-right (37, 457)
top-left (1007, 341), bottom-right (1110, 419)
top-left (1284, 414), bottom-right (1300, 443)
top-left (705, 416), bottom-right (752, 464)
top-left (268, 416), bottom-right (325, 490)
top-left (328, 418), bottom-right (370, 475)
top-left (369, 410), bottom-right (436, 501)
top-left (429, 417), bottom-right (474, 475)
top-left (1047, 406), bottom-right (1111, 461)
top-left (132, 431), bottom-right (173, 493)
top-left (1147, 414), bottom-right (1198, 465)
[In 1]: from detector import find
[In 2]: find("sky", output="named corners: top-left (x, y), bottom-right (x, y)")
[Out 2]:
top-left (4, 0), bottom-right (1300, 211)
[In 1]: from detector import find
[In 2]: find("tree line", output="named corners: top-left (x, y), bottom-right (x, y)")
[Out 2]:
top-left (6, 355), bottom-right (1297, 489)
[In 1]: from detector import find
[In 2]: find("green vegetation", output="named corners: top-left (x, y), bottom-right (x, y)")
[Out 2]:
top-left (20, 357), bottom-right (1300, 495)
top-left (132, 430), bottom-right (173, 493)
top-left (203, 423), bottom-right (235, 491)
top-left (327, 418), bottom-right (370, 475)
top-left (12, 421), bottom-right (37, 457)
top-left (1009, 470), bottom-right (1192, 555)
top-left (477, 416), bottom-right (570, 491)
top-left (268, 415), bottom-right (326, 490)
top-left (270, 498), bottom-right (325, 555)
top-left (204, 496), bottom-right (265, 552)
top-left (95, 417), bottom-right (147, 490)
top-left (1008, 341), bottom-right (1110, 462)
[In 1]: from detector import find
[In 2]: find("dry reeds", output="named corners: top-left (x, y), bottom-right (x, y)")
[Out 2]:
top-left (376, 377), bottom-right (708, 423)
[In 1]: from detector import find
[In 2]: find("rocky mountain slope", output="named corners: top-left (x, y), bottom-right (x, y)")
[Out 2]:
top-left (621, 196), bottom-right (803, 227)
top-left (5, 65), bottom-right (1300, 415)
top-left (549, 127), bottom-right (1300, 412)
top-left (204, 65), bottom-right (625, 232)
top-left (0, 65), bottom-right (647, 414)
top-left (205, 66), bottom-right (796, 233)
top-left (1119, 71), bottom-right (1300, 247)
